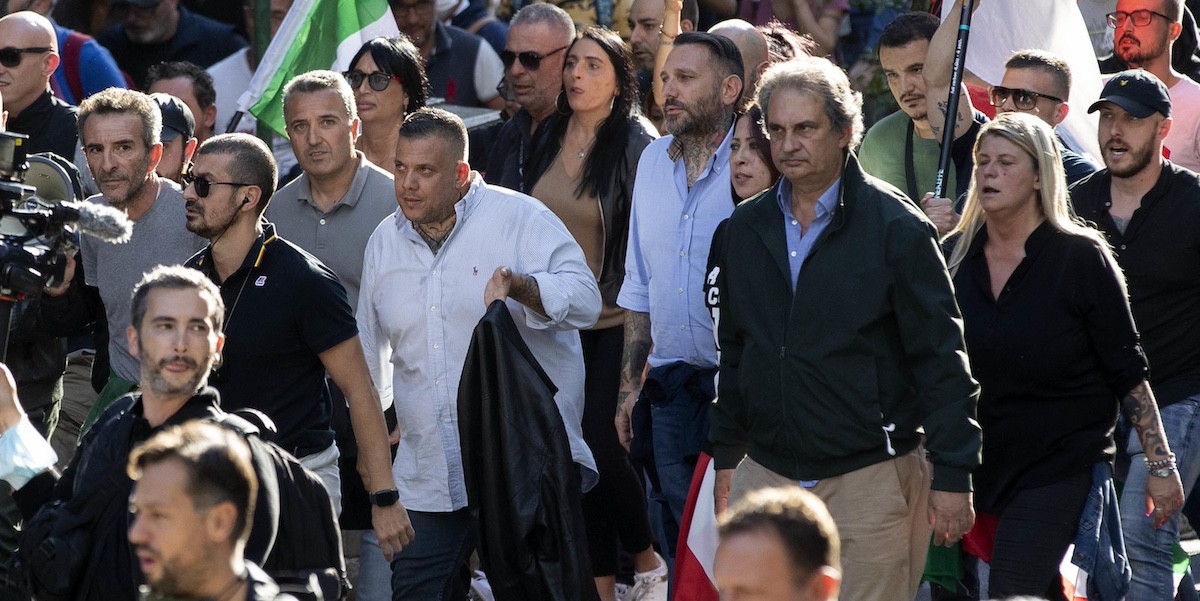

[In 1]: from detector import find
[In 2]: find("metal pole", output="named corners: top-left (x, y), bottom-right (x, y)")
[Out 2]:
top-left (933, 0), bottom-right (975, 200)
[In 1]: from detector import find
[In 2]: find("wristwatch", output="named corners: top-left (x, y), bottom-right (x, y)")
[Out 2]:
top-left (1150, 466), bottom-right (1178, 479)
top-left (368, 489), bottom-right (400, 507)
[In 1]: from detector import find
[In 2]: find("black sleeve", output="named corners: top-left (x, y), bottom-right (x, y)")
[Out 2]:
top-left (36, 254), bottom-right (100, 337)
top-left (1074, 240), bottom-right (1149, 398)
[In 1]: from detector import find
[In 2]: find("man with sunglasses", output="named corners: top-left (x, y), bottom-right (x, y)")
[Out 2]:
top-left (96, 0), bottom-right (247, 88)
top-left (1102, 0), bottom-right (1200, 173)
top-left (484, 3), bottom-right (574, 191)
top-left (0, 11), bottom-right (78, 159)
top-left (391, 0), bottom-right (506, 110)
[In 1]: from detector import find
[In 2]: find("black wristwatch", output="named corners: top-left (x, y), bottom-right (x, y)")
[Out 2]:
top-left (369, 489), bottom-right (400, 507)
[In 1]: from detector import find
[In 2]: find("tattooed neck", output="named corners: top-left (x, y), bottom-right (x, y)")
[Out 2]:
top-left (415, 214), bottom-right (458, 255)
top-left (679, 115), bottom-right (733, 187)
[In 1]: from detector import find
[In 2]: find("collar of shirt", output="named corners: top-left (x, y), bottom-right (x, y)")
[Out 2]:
top-left (431, 21), bottom-right (454, 60)
top-left (775, 175), bottom-right (840, 223)
top-left (194, 222), bottom-right (279, 282)
top-left (665, 119), bottom-right (736, 176)
top-left (294, 151), bottom-right (371, 213)
top-left (392, 172), bottom-right (483, 235)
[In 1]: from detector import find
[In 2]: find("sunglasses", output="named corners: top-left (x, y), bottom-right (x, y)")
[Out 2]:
top-left (1107, 9), bottom-right (1170, 28)
top-left (499, 46), bottom-right (568, 71)
top-left (988, 86), bottom-right (1064, 111)
top-left (182, 170), bottom-right (252, 198)
top-left (0, 47), bottom-right (52, 69)
top-left (343, 70), bottom-right (403, 92)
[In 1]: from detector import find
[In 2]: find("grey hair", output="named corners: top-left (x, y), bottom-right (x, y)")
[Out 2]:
top-left (756, 56), bottom-right (864, 150)
top-left (282, 69), bottom-right (358, 121)
top-left (78, 88), bottom-right (163, 150)
top-left (510, 2), bottom-right (576, 40)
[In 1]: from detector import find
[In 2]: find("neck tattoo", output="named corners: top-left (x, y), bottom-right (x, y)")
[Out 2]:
top-left (414, 216), bottom-right (457, 255)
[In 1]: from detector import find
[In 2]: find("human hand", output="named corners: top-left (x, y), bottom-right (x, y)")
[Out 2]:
top-left (663, 0), bottom-right (683, 36)
top-left (0, 364), bottom-right (23, 433)
top-left (920, 193), bottom-right (960, 235)
top-left (372, 502), bottom-right (416, 562)
top-left (484, 266), bottom-right (514, 306)
top-left (1145, 470), bottom-right (1185, 529)
top-left (43, 252), bottom-right (75, 297)
top-left (928, 490), bottom-right (975, 547)
top-left (388, 422), bottom-right (401, 446)
top-left (714, 468), bottom-right (734, 516)
top-left (614, 388), bottom-right (640, 452)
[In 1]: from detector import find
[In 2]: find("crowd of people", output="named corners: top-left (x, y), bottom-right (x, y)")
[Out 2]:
top-left (0, 0), bottom-right (1199, 600)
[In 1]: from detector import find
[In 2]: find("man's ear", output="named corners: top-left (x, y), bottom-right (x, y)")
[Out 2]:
top-left (802, 567), bottom-right (841, 601)
top-left (456, 161), bottom-right (470, 187)
top-left (681, 19), bottom-right (695, 32)
top-left (204, 500), bottom-right (239, 544)
top-left (148, 143), bottom-right (164, 173)
top-left (203, 105), bottom-right (218, 132)
top-left (127, 325), bottom-right (141, 358)
top-left (241, 185), bottom-right (263, 212)
top-left (719, 73), bottom-right (743, 109)
top-left (183, 138), bottom-right (198, 166)
top-left (1053, 101), bottom-right (1070, 126)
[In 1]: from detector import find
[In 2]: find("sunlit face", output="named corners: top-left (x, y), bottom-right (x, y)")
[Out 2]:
top-left (563, 38), bottom-right (619, 116)
top-left (628, 0), bottom-right (665, 71)
top-left (996, 67), bottom-right (1068, 127)
top-left (82, 113), bottom-right (160, 209)
top-left (1096, 101), bottom-right (1170, 178)
top-left (879, 39), bottom-right (929, 123)
top-left (127, 286), bottom-right (223, 399)
top-left (767, 88), bottom-right (850, 194)
top-left (129, 460), bottom-right (220, 597)
top-left (156, 134), bottom-right (194, 183)
top-left (505, 22), bottom-right (570, 120)
top-left (147, 77), bottom-right (215, 141)
top-left (730, 115), bottom-right (774, 200)
top-left (350, 52), bottom-right (408, 127)
top-left (1112, 0), bottom-right (1178, 66)
top-left (0, 16), bottom-right (56, 115)
top-left (182, 152), bottom-right (248, 240)
top-left (393, 0), bottom-right (436, 51)
top-left (714, 530), bottom-right (835, 601)
top-left (973, 134), bottom-right (1041, 218)
top-left (394, 134), bottom-right (467, 226)
top-left (661, 44), bottom-right (729, 137)
top-left (285, 88), bottom-right (360, 180)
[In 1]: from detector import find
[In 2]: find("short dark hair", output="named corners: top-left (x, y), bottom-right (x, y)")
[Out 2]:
top-left (1005, 50), bottom-right (1072, 100)
top-left (129, 421), bottom-right (258, 546)
top-left (282, 70), bottom-right (358, 121)
top-left (146, 61), bottom-right (217, 110)
top-left (398, 107), bottom-right (468, 163)
top-left (78, 88), bottom-right (162, 151)
top-left (196, 133), bottom-right (279, 214)
top-left (348, 36), bottom-right (429, 115)
top-left (131, 265), bottom-right (225, 334)
top-left (675, 32), bottom-right (745, 105)
top-left (760, 20), bottom-right (816, 63)
top-left (877, 12), bottom-right (939, 51)
top-left (681, 0), bottom-right (699, 28)
top-left (718, 487), bottom-right (840, 588)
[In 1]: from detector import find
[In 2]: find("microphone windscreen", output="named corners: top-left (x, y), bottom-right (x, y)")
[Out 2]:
top-left (61, 200), bottom-right (134, 243)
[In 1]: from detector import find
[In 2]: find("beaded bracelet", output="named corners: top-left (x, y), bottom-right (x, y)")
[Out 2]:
top-left (1146, 452), bottom-right (1177, 469)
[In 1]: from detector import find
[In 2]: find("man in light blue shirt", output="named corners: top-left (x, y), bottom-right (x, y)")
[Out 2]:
top-left (614, 31), bottom-right (744, 564)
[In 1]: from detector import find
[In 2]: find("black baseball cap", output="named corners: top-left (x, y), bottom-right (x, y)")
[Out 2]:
top-left (150, 93), bottom-right (195, 142)
top-left (1088, 70), bottom-right (1172, 119)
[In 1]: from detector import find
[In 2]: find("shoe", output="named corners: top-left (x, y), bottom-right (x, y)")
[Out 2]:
top-left (626, 553), bottom-right (668, 601)
top-left (615, 582), bottom-right (633, 601)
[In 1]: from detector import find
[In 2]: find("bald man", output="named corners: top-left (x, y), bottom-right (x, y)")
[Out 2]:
top-left (0, 10), bottom-right (78, 158)
top-left (710, 19), bottom-right (769, 106)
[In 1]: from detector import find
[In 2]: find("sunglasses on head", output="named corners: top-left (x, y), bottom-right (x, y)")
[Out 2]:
top-left (988, 86), bottom-right (1064, 111)
top-left (499, 46), bottom-right (568, 71)
top-left (343, 70), bottom-right (403, 92)
top-left (0, 47), bottom-right (52, 69)
top-left (182, 169), bottom-right (253, 198)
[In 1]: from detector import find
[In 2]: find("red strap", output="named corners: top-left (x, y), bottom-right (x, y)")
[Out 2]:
top-left (63, 31), bottom-right (88, 104)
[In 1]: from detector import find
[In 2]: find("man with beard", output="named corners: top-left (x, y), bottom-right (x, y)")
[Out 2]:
top-left (150, 92), bottom-right (196, 184)
top-left (628, 0), bottom-right (697, 100)
top-left (484, 3), bottom-right (575, 191)
top-left (615, 32), bottom-right (742, 565)
top-left (43, 88), bottom-right (207, 432)
top-left (1106, 0), bottom-right (1200, 172)
top-left (1071, 69), bottom-right (1200, 601)
top-left (392, 0), bottom-right (505, 109)
top-left (182, 133), bottom-right (413, 555)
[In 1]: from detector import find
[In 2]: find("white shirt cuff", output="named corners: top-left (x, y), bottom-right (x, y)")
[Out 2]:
top-left (0, 416), bottom-right (58, 491)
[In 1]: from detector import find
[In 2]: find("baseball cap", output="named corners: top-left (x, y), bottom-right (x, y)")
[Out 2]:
top-left (1088, 69), bottom-right (1172, 119)
top-left (150, 93), bottom-right (195, 142)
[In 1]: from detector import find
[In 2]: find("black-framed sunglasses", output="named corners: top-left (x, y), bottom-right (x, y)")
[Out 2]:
top-left (499, 46), bottom-right (568, 71)
top-left (1107, 9), bottom-right (1171, 28)
top-left (0, 47), bottom-right (52, 68)
top-left (182, 170), bottom-right (253, 198)
top-left (988, 86), bottom-right (1065, 111)
top-left (343, 70), bottom-right (403, 92)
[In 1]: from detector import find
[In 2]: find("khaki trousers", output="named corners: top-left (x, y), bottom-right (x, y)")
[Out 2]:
top-left (729, 449), bottom-right (932, 601)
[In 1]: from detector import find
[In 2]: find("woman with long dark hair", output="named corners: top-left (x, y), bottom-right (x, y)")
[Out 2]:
top-left (526, 26), bottom-right (663, 601)
top-left (344, 36), bottom-right (428, 170)
top-left (730, 104), bottom-right (780, 201)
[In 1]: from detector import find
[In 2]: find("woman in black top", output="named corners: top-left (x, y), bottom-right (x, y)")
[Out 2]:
top-left (344, 36), bottom-right (428, 170)
top-left (946, 113), bottom-right (1183, 599)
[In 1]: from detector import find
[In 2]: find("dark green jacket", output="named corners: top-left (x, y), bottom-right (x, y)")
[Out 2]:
top-left (709, 154), bottom-right (981, 492)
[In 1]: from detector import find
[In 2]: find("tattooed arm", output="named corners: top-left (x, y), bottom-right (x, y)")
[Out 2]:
top-left (485, 267), bottom-right (546, 315)
top-left (615, 311), bottom-right (652, 451)
top-left (1122, 379), bottom-right (1185, 528)
top-left (923, 0), bottom-right (977, 142)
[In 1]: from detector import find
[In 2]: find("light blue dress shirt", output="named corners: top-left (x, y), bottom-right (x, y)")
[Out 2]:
top-left (775, 176), bottom-right (841, 287)
top-left (617, 129), bottom-right (736, 369)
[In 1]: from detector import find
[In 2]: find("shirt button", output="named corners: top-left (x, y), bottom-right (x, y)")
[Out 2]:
top-left (792, 220), bottom-right (798, 226)
top-left (435, 379), bottom-right (442, 385)
top-left (679, 251), bottom-right (686, 257)
top-left (680, 325), bottom-right (686, 330)
top-left (430, 305), bottom-right (436, 311)
top-left (683, 215), bottom-right (690, 220)
top-left (433, 343), bottom-right (440, 349)
top-left (677, 288), bottom-right (684, 294)
top-left (790, 251), bottom-right (797, 257)
top-left (1120, 244), bottom-right (1127, 250)
top-left (319, 218), bottom-right (326, 225)
top-left (431, 269), bottom-right (436, 275)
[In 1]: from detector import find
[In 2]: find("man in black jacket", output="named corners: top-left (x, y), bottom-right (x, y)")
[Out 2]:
top-left (0, 10), bottom-right (78, 159)
top-left (709, 56), bottom-right (980, 601)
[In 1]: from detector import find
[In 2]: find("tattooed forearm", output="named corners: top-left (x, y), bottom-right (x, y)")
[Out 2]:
top-left (620, 311), bottom-right (652, 391)
top-left (1122, 380), bottom-right (1172, 461)
top-left (507, 273), bottom-right (545, 315)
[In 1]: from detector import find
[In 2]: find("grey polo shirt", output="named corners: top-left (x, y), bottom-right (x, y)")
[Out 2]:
top-left (267, 153), bottom-right (397, 309)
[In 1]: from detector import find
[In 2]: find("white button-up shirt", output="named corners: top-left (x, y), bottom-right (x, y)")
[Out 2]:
top-left (358, 174), bottom-right (601, 512)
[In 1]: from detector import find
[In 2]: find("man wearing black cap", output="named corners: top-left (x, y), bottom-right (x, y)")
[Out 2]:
top-left (1070, 68), bottom-right (1200, 600)
top-left (96, 0), bottom-right (247, 89)
top-left (150, 92), bottom-right (196, 184)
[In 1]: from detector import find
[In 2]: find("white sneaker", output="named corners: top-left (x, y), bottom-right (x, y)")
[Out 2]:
top-left (626, 553), bottom-right (668, 601)
top-left (615, 582), bottom-right (633, 601)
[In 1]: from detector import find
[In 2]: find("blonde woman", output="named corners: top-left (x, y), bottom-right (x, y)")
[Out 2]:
top-left (947, 112), bottom-right (1183, 599)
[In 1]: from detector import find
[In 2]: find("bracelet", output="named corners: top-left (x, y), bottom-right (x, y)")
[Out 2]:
top-left (659, 29), bottom-right (678, 39)
top-left (659, 38), bottom-right (675, 46)
top-left (1145, 452), bottom-right (1177, 469)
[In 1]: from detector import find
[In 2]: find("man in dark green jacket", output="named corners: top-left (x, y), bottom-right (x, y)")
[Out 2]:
top-left (709, 56), bottom-right (981, 601)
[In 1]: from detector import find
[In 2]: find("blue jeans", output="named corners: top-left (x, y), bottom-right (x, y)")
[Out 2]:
top-left (650, 398), bottom-right (702, 562)
top-left (1121, 394), bottom-right (1200, 600)
top-left (389, 509), bottom-right (475, 601)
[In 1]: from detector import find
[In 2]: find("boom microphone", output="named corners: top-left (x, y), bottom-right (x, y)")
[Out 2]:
top-left (53, 200), bottom-right (134, 243)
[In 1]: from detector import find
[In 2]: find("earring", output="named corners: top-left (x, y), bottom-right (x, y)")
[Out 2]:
top-left (556, 90), bottom-right (571, 115)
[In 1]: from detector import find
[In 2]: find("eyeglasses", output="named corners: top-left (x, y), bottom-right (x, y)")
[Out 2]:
top-left (182, 170), bottom-right (253, 198)
top-left (343, 70), bottom-right (403, 92)
top-left (988, 86), bottom-right (1065, 111)
top-left (1107, 9), bottom-right (1171, 28)
top-left (499, 46), bottom-right (569, 71)
top-left (0, 47), bottom-right (52, 68)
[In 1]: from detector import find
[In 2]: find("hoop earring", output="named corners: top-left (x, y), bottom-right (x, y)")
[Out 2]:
top-left (556, 90), bottom-right (571, 115)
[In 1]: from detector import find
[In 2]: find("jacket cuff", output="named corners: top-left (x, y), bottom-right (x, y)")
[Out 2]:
top-left (712, 445), bottom-right (747, 471)
top-left (12, 469), bottom-right (60, 520)
top-left (930, 464), bottom-right (973, 493)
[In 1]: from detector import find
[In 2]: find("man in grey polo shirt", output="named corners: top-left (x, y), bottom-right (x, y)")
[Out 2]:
top-left (266, 70), bottom-right (395, 308)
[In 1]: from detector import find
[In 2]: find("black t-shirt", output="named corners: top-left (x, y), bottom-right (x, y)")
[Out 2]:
top-left (187, 224), bottom-right (357, 455)
top-left (955, 222), bottom-right (1146, 513)
top-left (1071, 163), bottom-right (1200, 406)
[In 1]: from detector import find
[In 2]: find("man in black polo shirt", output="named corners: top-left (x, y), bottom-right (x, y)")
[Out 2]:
top-left (1071, 69), bottom-right (1200, 600)
top-left (181, 133), bottom-right (414, 562)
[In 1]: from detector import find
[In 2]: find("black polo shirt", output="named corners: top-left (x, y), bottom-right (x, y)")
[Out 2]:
top-left (1070, 162), bottom-right (1200, 406)
top-left (955, 222), bottom-right (1147, 513)
top-left (187, 223), bottom-right (356, 455)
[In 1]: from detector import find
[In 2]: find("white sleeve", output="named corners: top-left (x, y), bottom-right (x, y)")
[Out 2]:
top-left (473, 43), bottom-right (504, 104)
top-left (0, 416), bottom-right (58, 490)
top-left (357, 236), bottom-right (394, 412)
top-left (519, 209), bottom-right (602, 331)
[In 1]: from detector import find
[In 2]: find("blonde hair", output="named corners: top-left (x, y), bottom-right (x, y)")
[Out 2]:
top-left (946, 112), bottom-right (1115, 283)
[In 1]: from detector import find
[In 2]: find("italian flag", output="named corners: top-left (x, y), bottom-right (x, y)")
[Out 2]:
top-left (236, 0), bottom-right (399, 137)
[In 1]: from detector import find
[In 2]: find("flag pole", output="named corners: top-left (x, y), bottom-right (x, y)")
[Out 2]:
top-left (253, 0), bottom-right (273, 144)
top-left (933, 0), bottom-right (975, 200)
